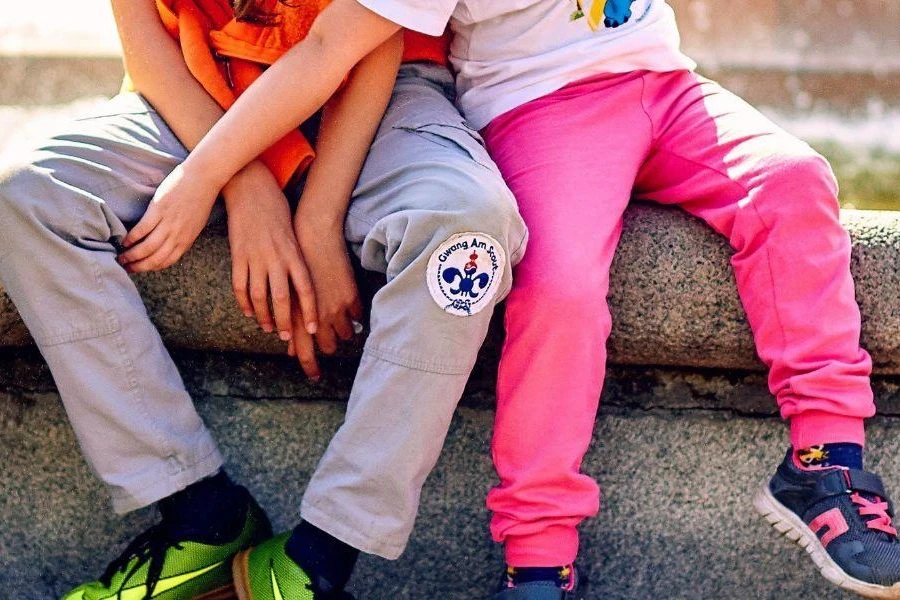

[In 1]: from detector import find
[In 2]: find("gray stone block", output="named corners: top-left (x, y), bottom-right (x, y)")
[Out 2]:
top-left (4, 205), bottom-right (900, 374)
top-left (2, 370), bottom-right (887, 599)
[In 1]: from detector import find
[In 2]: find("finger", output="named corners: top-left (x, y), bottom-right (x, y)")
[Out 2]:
top-left (268, 271), bottom-right (293, 342)
top-left (289, 262), bottom-right (319, 335)
top-left (124, 241), bottom-right (177, 273)
top-left (154, 244), bottom-right (186, 271)
top-left (331, 313), bottom-right (355, 342)
top-left (294, 326), bottom-right (320, 380)
top-left (231, 260), bottom-right (253, 318)
top-left (119, 225), bottom-right (168, 264)
top-left (123, 203), bottom-right (162, 248)
top-left (287, 339), bottom-right (296, 357)
top-left (290, 295), bottom-right (320, 379)
top-left (350, 297), bottom-right (364, 322)
top-left (316, 324), bottom-right (338, 355)
top-left (249, 267), bottom-right (274, 333)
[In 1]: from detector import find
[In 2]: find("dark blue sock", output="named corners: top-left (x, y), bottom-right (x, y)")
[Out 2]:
top-left (158, 470), bottom-right (250, 543)
top-left (795, 443), bottom-right (863, 470)
top-left (285, 521), bottom-right (359, 593)
top-left (505, 565), bottom-right (573, 588)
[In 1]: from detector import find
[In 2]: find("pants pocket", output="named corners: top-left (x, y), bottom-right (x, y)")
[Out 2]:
top-left (393, 121), bottom-right (495, 171)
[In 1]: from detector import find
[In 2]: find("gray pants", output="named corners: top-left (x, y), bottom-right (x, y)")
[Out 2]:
top-left (0, 63), bottom-right (527, 559)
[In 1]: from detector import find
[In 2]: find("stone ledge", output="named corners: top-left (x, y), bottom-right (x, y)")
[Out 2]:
top-left (3, 205), bottom-right (900, 374)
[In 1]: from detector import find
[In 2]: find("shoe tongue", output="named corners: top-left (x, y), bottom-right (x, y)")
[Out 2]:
top-left (157, 480), bottom-right (249, 543)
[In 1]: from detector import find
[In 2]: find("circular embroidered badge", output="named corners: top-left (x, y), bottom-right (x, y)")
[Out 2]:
top-left (426, 232), bottom-right (507, 317)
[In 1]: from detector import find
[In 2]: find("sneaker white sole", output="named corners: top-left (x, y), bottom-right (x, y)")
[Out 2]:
top-left (754, 483), bottom-right (900, 599)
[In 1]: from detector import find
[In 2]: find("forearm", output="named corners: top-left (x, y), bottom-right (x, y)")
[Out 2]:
top-left (181, 0), bottom-right (401, 192)
top-left (297, 32), bottom-right (402, 230)
top-left (110, 0), bottom-right (224, 150)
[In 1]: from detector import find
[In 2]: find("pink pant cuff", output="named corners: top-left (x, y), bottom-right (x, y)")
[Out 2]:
top-left (504, 525), bottom-right (579, 567)
top-left (790, 411), bottom-right (866, 449)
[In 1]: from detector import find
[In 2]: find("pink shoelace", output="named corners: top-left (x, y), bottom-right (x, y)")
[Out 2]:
top-left (852, 492), bottom-right (899, 536)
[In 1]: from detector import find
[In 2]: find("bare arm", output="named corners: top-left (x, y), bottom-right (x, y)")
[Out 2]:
top-left (182, 0), bottom-right (402, 192)
top-left (298, 31), bottom-right (402, 235)
top-left (118, 0), bottom-right (400, 350)
top-left (112, 0), bottom-right (318, 348)
top-left (288, 31), bottom-right (402, 375)
top-left (110, 0), bottom-right (224, 149)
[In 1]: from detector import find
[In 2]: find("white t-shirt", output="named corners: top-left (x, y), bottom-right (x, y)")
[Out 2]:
top-left (357, 0), bottom-right (695, 129)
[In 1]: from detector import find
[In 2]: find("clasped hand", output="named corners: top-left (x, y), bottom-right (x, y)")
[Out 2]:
top-left (119, 163), bottom-right (216, 273)
top-left (221, 161), bottom-right (362, 381)
top-left (116, 160), bottom-right (360, 380)
top-left (287, 211), bottom-right (364, 380)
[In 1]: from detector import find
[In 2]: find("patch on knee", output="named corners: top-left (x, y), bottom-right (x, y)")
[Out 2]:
top-left (427, 232), bottom-right (506, 316)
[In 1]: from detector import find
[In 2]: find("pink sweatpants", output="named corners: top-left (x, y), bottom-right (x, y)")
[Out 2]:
top-left (482, 70), bottom-right (875, 567)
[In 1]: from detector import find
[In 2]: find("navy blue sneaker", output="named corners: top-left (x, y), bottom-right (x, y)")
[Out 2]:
top-left (492, 565), bottom-right (582, 599)
top-left (755, 450), bottom-right (900, 598)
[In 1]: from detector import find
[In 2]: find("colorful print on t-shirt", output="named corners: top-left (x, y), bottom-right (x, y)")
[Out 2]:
top-left (570, 0), bottom-right (639, 30)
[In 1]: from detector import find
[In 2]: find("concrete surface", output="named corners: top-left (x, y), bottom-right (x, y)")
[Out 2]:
top-left (4, 349), bottom-right (898, 600)
top-left (4, 204), bottom-right (900, 375)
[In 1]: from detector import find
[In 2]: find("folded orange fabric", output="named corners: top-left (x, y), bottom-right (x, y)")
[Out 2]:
top-left (403, 29), bottom-right (451, 67)
top-left (152, 0), bottom-right (324, 188)
top-left (129, 0), bottom-right (452, 187)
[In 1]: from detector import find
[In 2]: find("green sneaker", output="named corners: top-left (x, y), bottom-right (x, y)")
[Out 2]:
top-left (232, 533), bottom-right (353, 600)
top-left (62, 495), bottom-right (272, 600)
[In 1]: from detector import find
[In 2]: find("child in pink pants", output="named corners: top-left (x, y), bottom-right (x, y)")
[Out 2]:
top-left (467, 6), bottom-right (900, 600)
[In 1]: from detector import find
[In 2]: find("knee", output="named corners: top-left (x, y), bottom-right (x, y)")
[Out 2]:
top-left (449, 179), bottom-right (527, 259)
top-left (0, 159), bottom-right (108, 258)
top-left (0, 161), bottom-right (39, 247)
top-left (383, 173), bottom-right (527, 273)
top-left (0, 160), bottom-right (27, 213)
top-left (756, 152), bottom-right (840, 219)
top-left (777, 151), bottom-right (836, 193)
top-left (427, 169), bottom-right (525, 239)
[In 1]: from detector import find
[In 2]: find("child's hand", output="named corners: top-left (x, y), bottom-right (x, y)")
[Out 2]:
top-left (120, 164), bottom-right (217, 272)
top-left (222, 162), bottom-right (318, 344)
top-left (295, 213), bottom-right (364, 356)
top-left (287, 294), bottom-right (321, 381)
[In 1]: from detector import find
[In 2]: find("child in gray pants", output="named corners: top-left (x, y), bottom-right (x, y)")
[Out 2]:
top-left (0, 62), bottom-right (526, 598)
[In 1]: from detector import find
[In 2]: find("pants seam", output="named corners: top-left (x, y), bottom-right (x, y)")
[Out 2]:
top-left (363, 343), bottom-right (472, 375)
top-left (508, 227), bottom-right (528, 266)
top-left (92, 244), bottom-right (178, 461)
top-left (344, 207), bottom-right (378, 230)
top-left (647, 146), bottom-right (790, 383)
top-left (749, 200), bottom-right (790, 359)
top-left (85, 177), bottom-right (156, 199)
top-left (37, 317), bottom-right (121, 347)
top-left (647, 146), bottom-right (751, 201)
top-left (110, 445), bottom-right (222, 512)
top-left (638, 74), bottom-right (657, 140)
